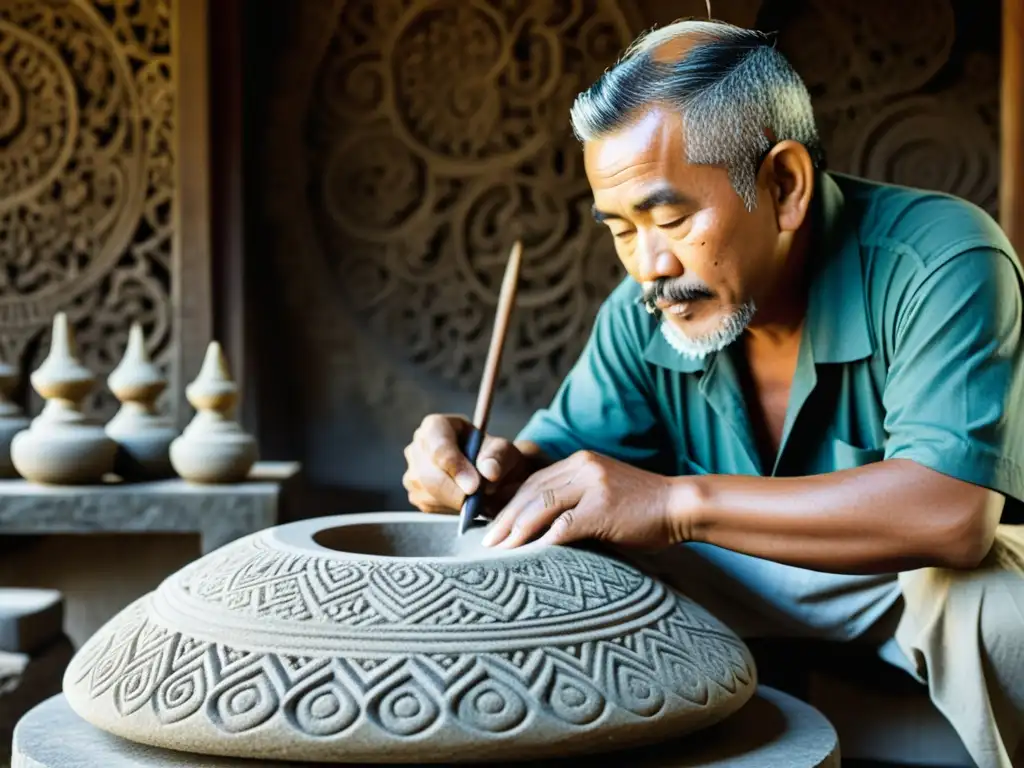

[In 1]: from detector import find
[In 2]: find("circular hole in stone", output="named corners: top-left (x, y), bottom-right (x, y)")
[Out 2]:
top-left (313, 520), bottom-right (463, 558)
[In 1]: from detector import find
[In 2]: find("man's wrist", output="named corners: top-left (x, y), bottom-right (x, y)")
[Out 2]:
top-left (666, 475), bottom-right (711, 545)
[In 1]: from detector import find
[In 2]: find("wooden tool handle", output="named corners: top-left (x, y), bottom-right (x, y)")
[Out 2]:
top-left (458, 240), bottom-right (523, 535)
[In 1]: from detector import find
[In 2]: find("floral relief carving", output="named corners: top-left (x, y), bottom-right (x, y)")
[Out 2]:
top-left (306, 0), bottom-right (636, 408)
top-left (0, 0), bottom-right (175, 419)
top-left (275, 0), bottom-right (999, 425)
top-left (777, 0), bottom-right (999, 215)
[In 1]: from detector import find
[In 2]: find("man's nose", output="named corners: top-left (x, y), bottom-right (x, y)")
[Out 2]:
top-left (635, 230), bottom-right (684, 283)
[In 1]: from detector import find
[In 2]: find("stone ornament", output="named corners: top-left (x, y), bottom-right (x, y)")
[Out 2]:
top-left (63, 512), bottom-right (758, 762)
top-left (106, 322), bottom-right (178, 480)
top-left (10, 313), bottom-right (116, 484)
top-left (169, 341), bottom-right (257, 484)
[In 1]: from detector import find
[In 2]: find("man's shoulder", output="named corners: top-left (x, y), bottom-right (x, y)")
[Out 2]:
top-left (837, 173), bottom-right (1018, 274)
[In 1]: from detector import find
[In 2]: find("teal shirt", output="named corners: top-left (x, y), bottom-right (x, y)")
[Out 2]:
top-left (517, 172), bottom-right (1024, 638)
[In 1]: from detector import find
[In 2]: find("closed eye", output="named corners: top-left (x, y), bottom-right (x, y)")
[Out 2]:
top-left (657, 215), bottom-right (690, 229)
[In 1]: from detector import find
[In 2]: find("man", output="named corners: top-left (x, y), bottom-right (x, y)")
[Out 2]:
top-left (402, 19), bottom-right (1024, 768)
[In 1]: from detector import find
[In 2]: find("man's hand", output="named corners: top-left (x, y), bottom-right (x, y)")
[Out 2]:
top-left (482, 450), bottom-right (685, 549)
top-left (402, 414), bottom-right (534, 515)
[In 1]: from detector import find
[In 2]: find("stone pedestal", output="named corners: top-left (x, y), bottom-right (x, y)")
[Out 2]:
top-left (0, 461), bottom-right (300, 554)
top-left (11, 687), bottom-right (839, 767)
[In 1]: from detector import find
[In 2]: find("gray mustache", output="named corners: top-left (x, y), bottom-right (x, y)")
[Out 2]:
top-left (640, 279), bottom-right (715, 308)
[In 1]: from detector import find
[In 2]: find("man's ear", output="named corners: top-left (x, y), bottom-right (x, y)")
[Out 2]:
top-left (762, 140), bottom-right (815, 232)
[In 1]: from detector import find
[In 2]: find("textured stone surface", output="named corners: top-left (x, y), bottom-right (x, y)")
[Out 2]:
top-left (0, 462), bottom-right (299, 553)
top-left (62, 513), bottom-right (758, 763)
top-left (14, 687), bottom-right (839, 767)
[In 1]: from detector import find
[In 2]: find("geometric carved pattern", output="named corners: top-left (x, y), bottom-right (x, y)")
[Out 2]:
top-left (64, 522), bottom-right (757, 760)
top-left (69, 595), bottom-right (753, 742)
top-left (0, 0), bottom-right (175, 419)
top-left (177, 537), bottom-right (654, 627)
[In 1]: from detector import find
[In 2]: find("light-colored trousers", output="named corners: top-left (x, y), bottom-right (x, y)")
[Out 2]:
top-left (623, 525), bottom-right (1024, 768)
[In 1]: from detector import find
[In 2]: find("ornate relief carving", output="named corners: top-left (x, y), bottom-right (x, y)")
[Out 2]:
top-left (64, 518), bottom-right (756, 760)
top-left (0, 0), bottom-right (174, 418)
top-left (306, 0), bottom-right (636, 407)
top-left (778, 0), bottom-right (999, 215)
top-left (261, 0), bottom-right (1001, 493)
top-left (69, 596), bottom-right (753, 740)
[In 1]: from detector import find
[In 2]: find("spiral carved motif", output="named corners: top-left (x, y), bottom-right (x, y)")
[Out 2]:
top-left (847, 97), bottom-right (998, 213)
top-left (0, 0), bottom-right (174, 418)
top-left (307, 0), bottom-right (634, 406)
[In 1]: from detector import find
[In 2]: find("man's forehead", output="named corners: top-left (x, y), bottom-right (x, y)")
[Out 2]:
top-left (583, 107), bottom-right (687, 185)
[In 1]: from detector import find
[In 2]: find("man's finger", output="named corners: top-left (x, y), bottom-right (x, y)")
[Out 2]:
top-left (483, 465), bottom-right (581, 548)
top-left (417, 418), bottom-right (478, 494)
top-left (409, 445), bottom-right (468, 510)
top-left (537, 505), bottom-right (591, 547)
top-left (475, 437), bottom-right (519, 483)
top-left (482, 464), bottom-right (559, 545)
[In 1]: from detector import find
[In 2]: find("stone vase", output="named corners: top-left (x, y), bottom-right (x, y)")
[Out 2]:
top-left (11, 313), bottom-right (116, 484)
top-left (62, 512), bottom-right (757, 763)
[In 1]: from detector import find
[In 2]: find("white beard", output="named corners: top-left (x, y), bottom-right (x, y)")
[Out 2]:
top-left (658, 301), bottom-right (757, 360)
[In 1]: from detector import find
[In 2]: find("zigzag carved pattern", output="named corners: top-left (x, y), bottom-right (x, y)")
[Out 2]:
top-left (176, 539), bottom-right (650, 628)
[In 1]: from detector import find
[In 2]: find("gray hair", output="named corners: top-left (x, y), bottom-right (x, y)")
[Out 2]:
top-left (570, 20), bottom-right (823, 210)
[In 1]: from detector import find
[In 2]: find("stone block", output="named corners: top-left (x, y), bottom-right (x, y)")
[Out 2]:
top-left (0, 590), bottom-right (63, 655)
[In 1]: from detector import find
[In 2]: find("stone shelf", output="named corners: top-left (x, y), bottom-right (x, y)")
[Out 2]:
top-left (0, 461), bottom-right (301, 554)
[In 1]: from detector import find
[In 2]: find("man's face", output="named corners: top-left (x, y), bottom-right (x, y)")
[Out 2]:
top-left (585, 106), bottom-right (785, 356)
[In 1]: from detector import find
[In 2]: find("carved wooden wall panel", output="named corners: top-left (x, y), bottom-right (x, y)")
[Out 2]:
top-left (258, 0), bottom-right (1001, 498)
top-left (0, 0), bottom-right (210, 424)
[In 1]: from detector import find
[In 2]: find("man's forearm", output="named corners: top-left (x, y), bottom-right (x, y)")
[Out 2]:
top-left (674, 458), bottom-right (1003, 573)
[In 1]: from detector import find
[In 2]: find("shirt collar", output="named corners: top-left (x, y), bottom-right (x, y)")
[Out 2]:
top-left (642, 171), bottom-right (873, 373)
top-left (805, 171), bottom-right (874, 363)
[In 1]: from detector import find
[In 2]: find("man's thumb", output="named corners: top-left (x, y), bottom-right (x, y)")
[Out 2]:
top-left (476, 438), bottom-right (516, 482)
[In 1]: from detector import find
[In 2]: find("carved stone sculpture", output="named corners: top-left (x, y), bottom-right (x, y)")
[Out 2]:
top-left (106, 323), bottom-right (178, 481)
top-left (10, 313), bottom-right (116, 484)
top-left (62, 512), bottom-right (757, 762)
top-left (169, 341), bottom-right (257, 484)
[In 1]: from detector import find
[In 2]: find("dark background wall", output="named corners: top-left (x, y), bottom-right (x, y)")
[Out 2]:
top-left (241, 0), bottom-right (1002, 512)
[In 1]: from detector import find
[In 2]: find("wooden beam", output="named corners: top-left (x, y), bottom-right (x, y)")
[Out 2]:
top-left (173, 0), bottom-right (214, 429)
top-left (1002, 0), bottom-right (1024, 252)
top-left (209, 0), bottom-right (255, 434)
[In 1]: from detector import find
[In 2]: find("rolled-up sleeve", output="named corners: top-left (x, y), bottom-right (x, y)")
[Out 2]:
top-left (516, 292), bottom-right (673, 473)
top-left (882, 248), bottom-right (1024, 502)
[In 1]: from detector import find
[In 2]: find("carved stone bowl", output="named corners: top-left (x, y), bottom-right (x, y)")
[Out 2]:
top-left (63, 512), bottom-right (758, 763)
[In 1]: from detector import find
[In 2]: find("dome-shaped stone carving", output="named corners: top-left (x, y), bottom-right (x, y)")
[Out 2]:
top-left (63, 512), bottom-right (757, 763)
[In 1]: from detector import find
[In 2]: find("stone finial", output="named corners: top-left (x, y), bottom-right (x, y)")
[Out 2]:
top-left (29, 313), bottom-right (95, 405)
top-left (105, 322), bottom-right (177, 481)
top-left (169, 341), bottom-right (257, 484)
top-left (11, 313), bottom-right (116, 484)
top-left (108, 322), bottom-right (166, 406)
